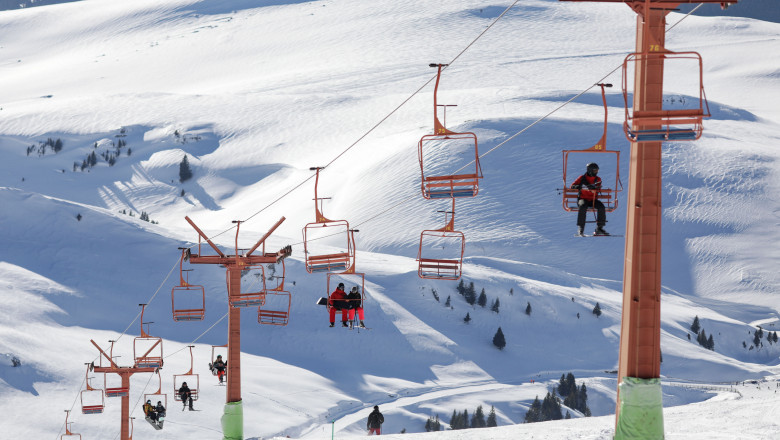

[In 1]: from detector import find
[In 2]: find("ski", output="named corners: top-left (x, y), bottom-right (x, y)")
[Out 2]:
top-left (574, 234), bottom-right (623, 238)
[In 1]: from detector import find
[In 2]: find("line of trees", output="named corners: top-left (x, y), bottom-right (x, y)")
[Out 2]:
top-left (448, 405), bottom-right (497, 430)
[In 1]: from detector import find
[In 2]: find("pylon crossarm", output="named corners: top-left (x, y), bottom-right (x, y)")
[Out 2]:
top-left (246, 217), bottom-right (286, 256)
top-left (90, 340), bottom-right (120, 369)
top-left (184, 216), bottom-right (226, 258)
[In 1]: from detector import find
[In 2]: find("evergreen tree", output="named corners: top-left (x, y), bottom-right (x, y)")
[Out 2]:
top-left (486, 406), bottom-right (497, 427)
top-left (456, 279), bottom-right (465, 296)
top-left (541, 392), bottom-right (563, 421)
top-left (432, 288), bottom-right (440, 302)
top-left (445, 295), bottom-right (451, 307)
top-left (509, 287), bottom-right (514, 295)
top-left (127, 147), bottom-right (132, 156)
top-left (471, 405), bottom-right (486, 428)
top-left (592, 302), bottom-right (602, 317)
top-left (425, 415), bottom-right (441, 432)
top-left (524, 396), bottom-right (542, 423)
top-left (53, 138), bottom-right (63, 153)
top-left (690, 315), bottom-right (701, 334)
top-left (491, 298), bottom-right (500, 313)
top-left (464, 312), bottom-right (471, 324)
top-left (525, 302), bottom-right (532, 316)
top-left (179, 154), bottom-right (193, 182)
top-left (450, 410), bottom-right (460, 429)
top-left (465, 282), bottom-right (477, 305)
top-left (707, 334), bottom-right (715, 351)
top-left (493, 327), bottom-right (506, 350)
top-left (76, 213), bottom-right (82, 221)
top-left (477, 288), bottom-right (487, 307)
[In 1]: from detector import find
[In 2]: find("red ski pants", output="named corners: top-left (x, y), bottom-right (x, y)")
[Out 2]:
top-left (349, 307), bottom-right (364, 321)
top-left (329, 308), bottom-right (348, 323)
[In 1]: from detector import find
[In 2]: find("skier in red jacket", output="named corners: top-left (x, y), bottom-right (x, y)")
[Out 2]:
top-left (328, 283), bottom-right (349, 327)
top-left (571, 163), bottom-right (609, 236)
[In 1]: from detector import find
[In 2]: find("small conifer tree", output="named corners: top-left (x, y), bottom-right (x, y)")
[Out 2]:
top-left (525, 302), bottom-right (532, 316)
top-left (592, 302), bottom-right (602, 317)
top-left (179, 154), bottom-right (193, 182)
top-left (493, 327), bottom-right (506, 350)
top-left (491, 298), bottom-right (500, 313)
top-left (691, 315), bottom-right (701, 334)
top-left (464, 312), bottom-right (471, 324)
top-left (486, 406), bottom-right (497, 427)
top-left (477, 289), bottom-right (487, 307)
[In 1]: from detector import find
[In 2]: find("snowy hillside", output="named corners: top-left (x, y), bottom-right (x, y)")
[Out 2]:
top-left (1, 0), bottom-right (780, 439)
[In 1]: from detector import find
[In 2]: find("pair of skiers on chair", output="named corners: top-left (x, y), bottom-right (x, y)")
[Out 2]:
top-left (571, 162), bottom-right (610, 236)
top-left (328, 283), bottom-right (365, 328)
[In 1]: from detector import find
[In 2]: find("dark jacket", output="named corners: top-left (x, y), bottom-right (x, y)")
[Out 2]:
top-left (346, 290), bottom-right (362, 309)
top-left (155, 403), bottom-right (166, 417)
top-left (213, 359), bottom-right (226, 372)
top-left (367, 409), bottom-right (384, 429)
top-left (178, 384), bottom-right (191, 399)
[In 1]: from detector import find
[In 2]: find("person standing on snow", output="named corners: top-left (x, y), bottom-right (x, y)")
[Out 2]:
top-left (347, 285), bottom-right (366, 328)
top-left (571, 162), bottom-right (609, 236)
top-left (367, 405), bottom-right (384, 435)
top-left (328, 282), bottom-right (349, 327)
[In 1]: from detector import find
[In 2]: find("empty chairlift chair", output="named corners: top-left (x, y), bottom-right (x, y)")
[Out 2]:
top-left (134, 304), bottom-right (163, 369)
top-left (80, 363), bottom-right (104, 414)
top-left (622, 50), bottom-right (710, 142)
top-left (419, 63), bottom-right (483, 200)
top-left (61, 410), bottom-right (82, 440)
top-left (171, 248), bottom-right (206, 322)
top-left (257, 258), bottom-right (291, 326)
top-left (417, 199), bottom-right (465, 281)
top-left (102, 340), bottom-right (129, 398)
top-left (302, 167), bottom-right (354, 274)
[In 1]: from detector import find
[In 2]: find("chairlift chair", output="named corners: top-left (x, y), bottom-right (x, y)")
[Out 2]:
top-left (134, 304), bottom-right (163, 369)
top-left (228, 264), bottom-right (266, 308)
top-left (61, 410), bottom-right (82, 440)
top-left (622, 50), bottom-right (710, 142)
top-left (419, 63), bottom-right (483, 200)
top-left (562, 83), bottom-right (622, 213)
top-left (102, 341), bottom-right (129, 397)
top-left (258, 259), bottom-right (291, 326)
top-left (417, 198), bottom-right (465, 281)
top-left (302, 167), bottom-right (354, 274)
top-left (173, 345), bottom-right (199, 402)
top-left (326, 251), bottom-right (366, 318)
top-left (143, 369), bottom-right (167, 410)
top-left (210, 344), bottom-right (227, 378)
top-left (172, 248), bottom-right (206, 322)
top-left (80, 363), bottom-right (104, 414)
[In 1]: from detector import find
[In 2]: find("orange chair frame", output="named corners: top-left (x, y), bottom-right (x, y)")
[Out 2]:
top-left (81, 363), bottom-right (104, 414)
top-left (417, 199), bottom-right (465, 281)
top-left (134, 304), bottom-right (163, 369)
top-left (419, 63), bottom-right (483, 200)
top-left (562, 83), bottom-right (622, 213)
top-left (622, 50), bottom-right (710, 142)
top-left (258, 259), bottom-right (291, 326)
top-left (302, 167), bottom-right (354, 274)
top-left (172, 249), bottom-right (206, 322)
top-left (173, 346), bottom-right (199, 402)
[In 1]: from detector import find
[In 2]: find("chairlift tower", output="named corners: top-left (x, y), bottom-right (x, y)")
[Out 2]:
top-left (89, 340), bottom-right (157, 440)
top-left (559, 1), bottom-right (736, 438)
top-left (183, 216), bottom-right (292, 440)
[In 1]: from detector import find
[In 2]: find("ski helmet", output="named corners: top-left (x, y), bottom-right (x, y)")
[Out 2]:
top-left (586, 162), bottom-right (599, 173)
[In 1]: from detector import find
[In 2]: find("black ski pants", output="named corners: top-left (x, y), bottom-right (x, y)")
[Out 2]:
top-left (577, 198), bottom-right (606, 227)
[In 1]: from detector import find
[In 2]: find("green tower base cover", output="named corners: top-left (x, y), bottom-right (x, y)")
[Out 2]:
top-left (222, 400), bottom-right (243, 440)
top-left (614, 377), bottom-right (664, 440)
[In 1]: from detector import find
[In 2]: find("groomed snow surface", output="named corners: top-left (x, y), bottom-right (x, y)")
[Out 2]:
top-left (1, 0), bottom-right (779, 439)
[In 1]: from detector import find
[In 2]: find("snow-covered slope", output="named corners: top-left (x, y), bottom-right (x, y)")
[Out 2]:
top-left (1, 0), bottom-right (779, 439)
